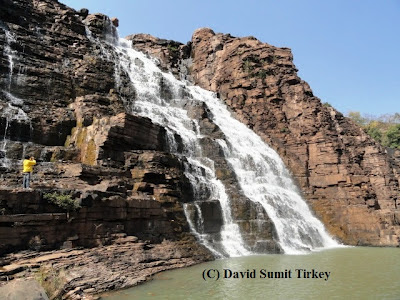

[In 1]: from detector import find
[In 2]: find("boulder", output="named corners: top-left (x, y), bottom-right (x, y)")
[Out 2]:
top-left (0, 279), bottom-right (49, 300)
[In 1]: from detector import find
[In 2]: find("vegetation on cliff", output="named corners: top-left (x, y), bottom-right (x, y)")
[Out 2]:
top-left (43, 192), bottom-right (80, 212)
top-left (347, 112), bottom-right (400, 149)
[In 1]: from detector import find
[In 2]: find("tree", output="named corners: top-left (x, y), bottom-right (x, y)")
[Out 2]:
top-left (365, 121), bottom-right (383, 143)
top-left (385, 124), bottom-right (400, 149)
top-left (346, 112), bottom-right (400, 149)
top-left (348, 111), bottom-right (367, 126)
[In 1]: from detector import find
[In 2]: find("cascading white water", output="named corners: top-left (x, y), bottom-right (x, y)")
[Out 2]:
top-left (0, 25), bottom-right (31, 168)
top-left (191, 92), bottom-right (339, 254)
top-left (85, 25), bottom-right (340, 255)
top-left (111, 39), bottom-right (250, 257)
top-left (85, 25), bottom-right (250, 257)
top-left (1, 24), bottom-right (17, 91)
top-left (0, 99), bottom-right (30, 168)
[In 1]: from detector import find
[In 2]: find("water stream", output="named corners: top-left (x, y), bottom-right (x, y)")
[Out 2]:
top-left (112, 39), bottom-right (251, 257)
top-left (1, 23), bottom-right (17, 91)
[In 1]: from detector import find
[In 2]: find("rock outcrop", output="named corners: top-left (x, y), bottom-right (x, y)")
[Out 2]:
top-left (126, 33), bottom-right (191, 79)
top-left (0, 238), bottom-right (210, 299)
top-left (0, 278), bottom-right (49, 300)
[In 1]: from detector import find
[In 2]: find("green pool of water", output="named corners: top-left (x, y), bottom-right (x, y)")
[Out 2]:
top-left (101, 247), bottom-right (400, 300)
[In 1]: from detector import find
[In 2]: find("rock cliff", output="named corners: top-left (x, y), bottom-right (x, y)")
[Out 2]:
top-left (0, 0), bottom-right (212, 298)
top-left (130, 28), bottom-right (400, 246)
top-left (189, 28), bottom-right (400, 246)
top-left (1, 0), bottom-right (400, 298)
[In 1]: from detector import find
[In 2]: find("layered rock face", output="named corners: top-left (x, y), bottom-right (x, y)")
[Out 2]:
top-left (187, 28), bottom-right (400, 246)
top-left (0, 0), bottom-right (213, 298)
top-left (0, 0), bottom-right (202, 248)
top-left (0, 0), bottom-right (281, 272)
top-left (129, 28), bottom-right (400, 246)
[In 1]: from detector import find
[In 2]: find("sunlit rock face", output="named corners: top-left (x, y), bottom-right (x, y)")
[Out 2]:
top-left (188, 28), bottom-right (400, 246)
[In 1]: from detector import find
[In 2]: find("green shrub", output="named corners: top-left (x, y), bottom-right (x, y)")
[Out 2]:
top-left (280, 127), bottom-right (290, 133)
top-left (167, 44), bottom-right (179, 53)
top-left (323, 102), bottom-right (332, 108)
top-left (386, 124), bottom-right (400, 149)
top-left (43, 192), bottom-right (80, 211)
top-left (365, 121), bottom-right (383, 143)
top-left (348, 111), bottom-right (367, 126)
top-left (347, 112), bottom-right (400, 149)
top-left (242, 59), bottom-right (254, 73)
top-left (269, 55), bottom-right (279, 62)
top-left (256, 69), bottom-right (267, 79)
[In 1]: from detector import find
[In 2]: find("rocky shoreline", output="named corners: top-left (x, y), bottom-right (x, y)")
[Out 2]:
top-left (0, 236), bottom-right (212, 299)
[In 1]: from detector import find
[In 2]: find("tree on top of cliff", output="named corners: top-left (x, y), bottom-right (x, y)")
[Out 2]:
top-left (348, 112), bottom-right (400, 149)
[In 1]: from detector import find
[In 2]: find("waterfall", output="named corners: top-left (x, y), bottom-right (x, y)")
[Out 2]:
top-left (111, 39), bottom-right (250, 257)
top-left (0, 97), bottom-right (30, 168)
top-left (0, 23), bottom-right (17, 91)
top-left (85, 25), bottom-right (340, 256)
top-left (0, 25), bottom-right (31, 168)
top-left (195, 95), bottom-right (339, 254)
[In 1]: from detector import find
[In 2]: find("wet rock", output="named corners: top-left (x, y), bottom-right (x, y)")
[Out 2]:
top-left (126, 34), bottom-right (191, 79)
top-left (191, 200), bottom-right (223, 234)
top-left (253, 240), bottom-right (283, 254)
top-left (84, 13), bottom-right (110, 38)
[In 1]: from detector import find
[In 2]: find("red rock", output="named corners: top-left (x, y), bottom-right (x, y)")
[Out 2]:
top-left (187, 28), bottom-right (400, 246)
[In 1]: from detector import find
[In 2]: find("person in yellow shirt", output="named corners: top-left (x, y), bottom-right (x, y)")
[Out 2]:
top-left (22, 156), bottom-right (36, 189)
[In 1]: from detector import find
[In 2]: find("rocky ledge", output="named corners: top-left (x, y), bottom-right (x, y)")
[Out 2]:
top-left (0, 237), bottom-right (210, 299)
top-left (0, 146), bottom-right (213, 299)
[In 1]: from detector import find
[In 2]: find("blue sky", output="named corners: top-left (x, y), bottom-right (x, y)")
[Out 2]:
top-left (63, 0), bottom-right (400, 116)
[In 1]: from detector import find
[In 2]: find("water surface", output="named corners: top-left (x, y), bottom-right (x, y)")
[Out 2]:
top-left (102, 247), bottom-right (400, 300)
